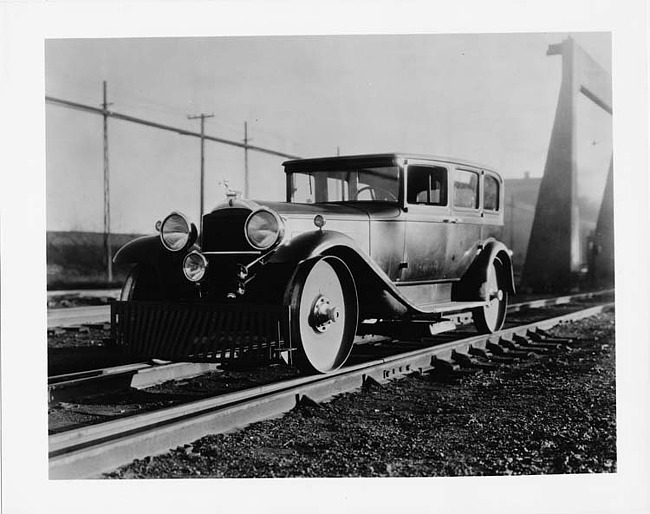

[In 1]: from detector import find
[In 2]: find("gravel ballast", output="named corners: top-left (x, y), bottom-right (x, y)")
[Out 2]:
top-left (106, 308), bottom-right (616, 478)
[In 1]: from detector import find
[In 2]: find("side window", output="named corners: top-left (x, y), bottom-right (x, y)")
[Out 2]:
top-left (407, 165), bottom-right (448, 206)
top-left (454, 169), bottom-right (479, 209)
top-left (484, 175), bottom-right (499, 211)
top-left (327, 177), bottom-right (349, 201)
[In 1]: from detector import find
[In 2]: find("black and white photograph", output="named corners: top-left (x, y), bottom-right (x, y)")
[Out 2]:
top-left (1, 1), bottom-right (648, 513)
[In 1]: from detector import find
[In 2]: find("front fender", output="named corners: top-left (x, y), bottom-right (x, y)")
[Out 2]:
top-left (113, 235), bottom-right (199, 266)
top-left (269, 231), bottom-right (397, 295)
top-left (113, 235), bottom-right (200, 298)
top-left (113, 235), bottom-right (163, 265)
top-left (262, 231), bottom-right (412, 317)
top-left (269, 230), bottom-right (363, 265)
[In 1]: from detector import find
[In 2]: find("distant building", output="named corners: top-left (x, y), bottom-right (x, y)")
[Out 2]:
top-left (503, 174), bottom-right (541, 282)
top-left (504, 173), bottom-right (601, 287)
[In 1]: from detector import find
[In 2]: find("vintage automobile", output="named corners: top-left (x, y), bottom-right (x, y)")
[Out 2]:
top-left (112, 153), bottom-right (515, 374)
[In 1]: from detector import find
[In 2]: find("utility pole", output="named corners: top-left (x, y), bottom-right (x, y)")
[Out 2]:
top-left (102, 81), bottom-right (113, 284)
top-left (187, 112), bottom-right (214, 217)
top-left (243, 121), bottom-right (250, 197)
top-left (508, 197), bottom-right (514, 250)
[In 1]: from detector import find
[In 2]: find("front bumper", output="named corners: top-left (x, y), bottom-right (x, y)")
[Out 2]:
top-left (110, 301), bottom-right (292, 363)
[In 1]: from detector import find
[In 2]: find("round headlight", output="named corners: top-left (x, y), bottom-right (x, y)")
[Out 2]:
top-left (160, 212), bottom-right (191, 252)
top-left (183, 251), bottom-right (208, 282)
top-left (244, 209), bottom-right (283, 250)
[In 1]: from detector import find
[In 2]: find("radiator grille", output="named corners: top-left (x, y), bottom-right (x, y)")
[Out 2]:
top-left (111, 301), bottom-right (292, 363)
top-left (201, 208), bottom-right (252, 251)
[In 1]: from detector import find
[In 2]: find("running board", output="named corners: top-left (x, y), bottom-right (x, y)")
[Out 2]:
top-left (415, 300), bottom-right (489, 314)
top-left (359, 319), bottom-right (457, 338)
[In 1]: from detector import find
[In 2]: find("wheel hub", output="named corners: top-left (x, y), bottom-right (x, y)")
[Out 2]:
top-left (309, 295), bottom-right (341, 333)
top-left (489, 289), bottom-right (504, 301)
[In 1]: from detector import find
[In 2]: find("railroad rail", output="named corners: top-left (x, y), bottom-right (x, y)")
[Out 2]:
top-left (47, 289), bottom-right (613, 329)
top-left (49, 361), bottom-right (219, 403)
top-left (48, 306), bottom-right (111, 329)
top-left (47, 290), bottom-right (613, 398)
top-left (49, 300), bottom-right (612, 479)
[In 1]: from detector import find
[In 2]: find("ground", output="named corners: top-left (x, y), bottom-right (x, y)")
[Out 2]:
top-left (106, 308), bottom-right (616, 478)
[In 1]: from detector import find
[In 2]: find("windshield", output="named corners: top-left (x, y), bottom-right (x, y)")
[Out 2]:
top-left (289, 166), bottom-right (400, 203)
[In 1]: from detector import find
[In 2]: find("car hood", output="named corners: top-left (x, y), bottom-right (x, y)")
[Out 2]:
top-left (257, 201), bottom-right (401, 221)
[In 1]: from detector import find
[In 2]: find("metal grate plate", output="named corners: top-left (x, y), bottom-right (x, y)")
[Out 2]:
top-left (111, 301), bottom-right (291, 363)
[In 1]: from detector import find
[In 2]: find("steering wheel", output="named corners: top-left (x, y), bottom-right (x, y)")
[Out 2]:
top-left (355, 186), bottom-right (398, 202)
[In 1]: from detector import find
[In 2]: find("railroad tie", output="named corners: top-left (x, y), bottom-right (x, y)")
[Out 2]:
top-left (497, 337), bottom-right (517, 350)
top-left (486, 341), bottom-right (511, 356)
top-left (514, 333), bottom-right (561, 350)
top-left (430, 357), bottom-right (459, 381)
top-left (528, 329), bottom-right (591, 348)
top-left (430, 356), bottom-right (480, 382)
top-left (497, 337), bottom-right (538, 359)
top-left (527, 328), bottom-right (573, 343)
top-left (294, 394), bottom-right (323, 412)
top-left (362, 375), bottom-right (383, 390)
top-left (527, 329), bottom-right (574, 344)
top-left (500, 337), bottom-right (550, 354)
top-left (451, 350), bottom-right (498, 370)
top-left (484, 354), bottom-right (517, 364)
top-left (468, 346), bottom-right (492, 360)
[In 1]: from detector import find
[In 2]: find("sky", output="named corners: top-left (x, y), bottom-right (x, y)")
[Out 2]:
top-left (45, 32), bottom-right (612, 234)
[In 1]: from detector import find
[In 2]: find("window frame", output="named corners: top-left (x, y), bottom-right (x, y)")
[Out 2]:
top-left (404, 163), bottom-right (450, 210)
top-left (286, 165), bottom-right (402, 204)
top-left (482, 172), bottom-right (501, 212)
top-left (452, 167), bottom-right (481, 212)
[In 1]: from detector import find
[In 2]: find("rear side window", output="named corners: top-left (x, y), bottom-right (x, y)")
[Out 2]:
top-left (484, 175), bottom-right (499, 211)
top-left (407, 165), bottom-right (448, 206)
top-left (453, 169), bottom-right (479, 209)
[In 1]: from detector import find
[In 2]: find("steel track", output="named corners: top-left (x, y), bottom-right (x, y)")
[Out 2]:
top-left (47, 289), bottom-right (613, 399)
top-left (46, 289), bottom-right (613, 329)
top-left (49, 300), bottom-right (612, 479)
top-left (48, 361), bottom-right (219, 403)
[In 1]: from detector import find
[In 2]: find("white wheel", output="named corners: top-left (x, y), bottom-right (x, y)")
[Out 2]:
top-left (286, 256), bottom-right (358, 374)
top-left (473, 259), bottom-right (508, 333)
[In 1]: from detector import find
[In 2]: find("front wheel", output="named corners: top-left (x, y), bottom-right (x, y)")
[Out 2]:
top-left (286, 256), bottom-right (358, 374)
top-left (472, 258), bottom-right (508, 333)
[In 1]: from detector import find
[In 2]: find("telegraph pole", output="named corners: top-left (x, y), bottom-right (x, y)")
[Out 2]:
top-left (102, 81), bottom-right (113, 283)
top-left (187, 112), bottom-right (214, 216)
top-left (243, 121), bottom-right (250, 197)
top-left (508, 197), bottom-right (514, 250)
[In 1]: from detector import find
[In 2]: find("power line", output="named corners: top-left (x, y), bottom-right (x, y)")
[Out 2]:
top-left (45, 95), bottom-right (301, 160)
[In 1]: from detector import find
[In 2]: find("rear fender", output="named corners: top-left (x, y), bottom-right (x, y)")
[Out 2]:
top-left (453, 239), bottom-right (515, 301)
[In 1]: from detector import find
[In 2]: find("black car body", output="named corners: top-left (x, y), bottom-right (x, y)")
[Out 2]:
top-left (113, 153), bottom-right (515, 373)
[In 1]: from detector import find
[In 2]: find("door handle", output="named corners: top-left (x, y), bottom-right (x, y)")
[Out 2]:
top-left (443, 218), bottom-right (460, 223)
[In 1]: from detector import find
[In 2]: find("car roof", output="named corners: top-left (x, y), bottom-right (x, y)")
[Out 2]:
top-left (283, 153), bottom-right (501, 177)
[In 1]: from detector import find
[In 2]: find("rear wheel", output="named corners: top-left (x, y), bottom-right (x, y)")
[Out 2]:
top-left (473, 258), bottom-right (508, 333)
top-left (286, 256), bottom-right (358, 374)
